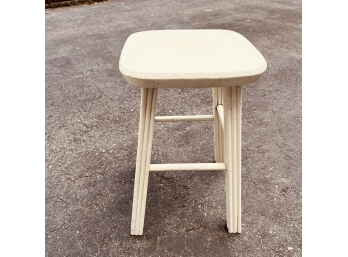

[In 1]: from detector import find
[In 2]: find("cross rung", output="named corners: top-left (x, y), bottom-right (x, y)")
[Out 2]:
top-left (155, 115), bottom-right (214, 122)
top-left (149, 163), bottom-right (226, 172)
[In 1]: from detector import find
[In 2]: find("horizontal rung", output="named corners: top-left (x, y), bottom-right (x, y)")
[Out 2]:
top-left (149, 163), bottom-right (226, 172)
top-left (155, 115), bottom-right (214, 122)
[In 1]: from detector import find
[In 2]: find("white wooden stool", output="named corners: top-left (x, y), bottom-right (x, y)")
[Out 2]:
top-left (119, 30), bottom-right (267, 235)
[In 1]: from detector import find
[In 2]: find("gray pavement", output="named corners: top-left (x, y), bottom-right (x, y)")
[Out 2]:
top-left (45, 0), bottom-right (302, 256)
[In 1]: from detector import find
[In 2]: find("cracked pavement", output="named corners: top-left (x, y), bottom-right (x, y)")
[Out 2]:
top-left (45, 0), bottom-right (302, 256)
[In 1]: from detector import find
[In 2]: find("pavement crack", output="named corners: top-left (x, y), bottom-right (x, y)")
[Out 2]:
top-left (49, 220), bottom-right (70, 233)
top-left (245, 174), bottom-right (288, 202)
top-left (250, 181), bottom-right (277, 197)
top-left (55, 196), bottom-right (68, 204)
top-left (185, 225), bottom-right (202, 232)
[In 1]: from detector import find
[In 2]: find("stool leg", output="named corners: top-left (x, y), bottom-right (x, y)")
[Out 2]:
top-left (213, 88), bottom-right (224, 163)
top-left (131, 87), bottom-right (158, 235)
top-left (223, 86), bottom-right (242, 233)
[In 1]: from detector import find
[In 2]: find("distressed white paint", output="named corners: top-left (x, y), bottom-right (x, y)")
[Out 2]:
top-left (122, 30), bottom-right (266, 235)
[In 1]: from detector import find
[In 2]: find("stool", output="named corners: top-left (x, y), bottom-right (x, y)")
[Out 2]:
top-left (119, 30), bottom-right (267, 235)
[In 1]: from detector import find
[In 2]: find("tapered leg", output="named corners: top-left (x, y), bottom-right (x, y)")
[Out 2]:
top-left (223, 86), bottom-right (242, 233)
top-left (131, 87), bottom-right (158, 235)
top-left (213, 88), bottom-right (223, 163)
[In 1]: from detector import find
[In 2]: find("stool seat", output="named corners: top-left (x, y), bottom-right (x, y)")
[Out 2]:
top-left (119, 30), bottom-right (267, 88)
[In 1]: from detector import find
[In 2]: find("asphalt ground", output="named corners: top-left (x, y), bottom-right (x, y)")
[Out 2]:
top-left (45, 0), bottom-right (302, 256)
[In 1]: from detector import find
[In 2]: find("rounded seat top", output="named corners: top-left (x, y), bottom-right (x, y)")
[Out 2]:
top-left (119, 30), bottom-right (267, 88)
